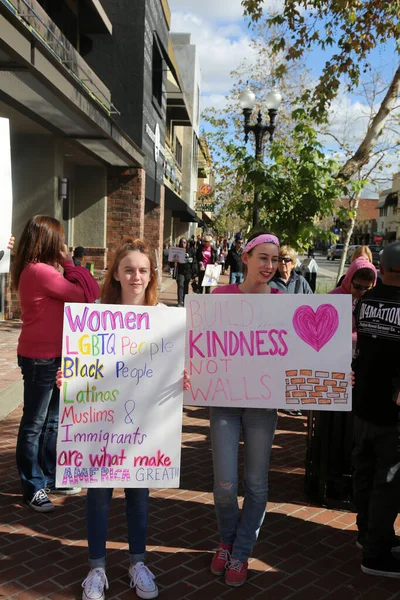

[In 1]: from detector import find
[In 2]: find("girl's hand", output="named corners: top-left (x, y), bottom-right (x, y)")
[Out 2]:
top-left (59, 244), bottom-right (71, 263)
top-left (56, 367), bottom-right (63, 389)
top-left (7, 236), bottom-right (15, 250)
top-left (350, 371), bottom-right (355, 388)
top-left (183, 368), bottom-right (191, 391)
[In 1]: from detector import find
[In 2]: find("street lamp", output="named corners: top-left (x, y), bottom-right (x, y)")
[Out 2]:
top-left (239, 85), bottom-right (282, 227)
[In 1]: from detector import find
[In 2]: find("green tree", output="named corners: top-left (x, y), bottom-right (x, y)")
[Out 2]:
top-left (241, 0), bottom-right (400, 178)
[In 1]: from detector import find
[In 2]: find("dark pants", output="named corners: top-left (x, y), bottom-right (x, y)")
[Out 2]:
top-left (16, 355), bottom-right (61, 499)
top-left (198, 270), bottom-right (211, 294)
top-left (353, 415), bottom-right (400, 559)
top-left (86, 487), bottom-right (149, 568)
top-left (177, 273), bottom-right (189, 305)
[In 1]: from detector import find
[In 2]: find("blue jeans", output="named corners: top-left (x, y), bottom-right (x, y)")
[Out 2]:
top-left (230, 271), bottom-right (244, 284)
top-left (210, 406), bottom-right (277, 562)
top-left (16, 355), bottom-right (61, 499)
top-left (86, 487), bottom-right (149, 568)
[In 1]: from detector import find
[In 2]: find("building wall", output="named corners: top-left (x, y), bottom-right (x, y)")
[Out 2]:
top-left (11, 134), bottom-right (58, 239)
top-left (169, 33), bottom-right (201, 136)
top-left (73, 166), bottom-right (107, 248)
top-left (85, 0), bottom-right (146, 146)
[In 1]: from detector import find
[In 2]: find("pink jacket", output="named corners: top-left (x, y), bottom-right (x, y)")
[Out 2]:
top-left (17, 260), bottom-right (99, 358)
top-left (329, 257), bottom-right (377, 337)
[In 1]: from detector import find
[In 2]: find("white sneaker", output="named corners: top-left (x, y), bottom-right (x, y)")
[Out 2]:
top-left (82, 568), bottom-right (109, 600)
top-left (129, 562), bottom-right (158, 599)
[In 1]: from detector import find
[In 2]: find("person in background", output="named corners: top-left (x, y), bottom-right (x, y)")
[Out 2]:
top-left (219, 239), bottom-right (229, 275)
top-left (226, 236), bottom-right (244, 284)
top-left (352, 242), bottom-right (400, 578)
top-left (12, 215), bottom-right (99, 513)
top-left (269, 245), bottom-right (313, 294)
top-left (174, 237), bottom-right (197, 306)
top-left (209, 231), bottom-right (282, 587)
top-left (57, 239), bottom-right (190, 600)
top-left (300, 256), bottom-right (318, 293)
top-left (196, 234), bottom-right (218, 294)
top-left (337, 245), bottom-right (373, 286)
top-left (329, 256), bottom-right (377, 353)
top-left (72, 245), bottom-right (86, 267)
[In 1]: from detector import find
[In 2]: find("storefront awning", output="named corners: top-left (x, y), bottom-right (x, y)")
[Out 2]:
top-left (164, 186), bottom-right (200, 223)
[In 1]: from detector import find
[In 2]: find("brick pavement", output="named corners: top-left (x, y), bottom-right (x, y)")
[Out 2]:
top-left (1, 274), bottom-right (399, 599)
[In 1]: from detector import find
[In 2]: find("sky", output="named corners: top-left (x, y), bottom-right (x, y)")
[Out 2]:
top-left (168, 0), bottom-right (400, 195)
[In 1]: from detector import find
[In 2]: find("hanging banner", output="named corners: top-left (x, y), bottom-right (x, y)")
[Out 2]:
top-left (184, 294), bottom-right (353, 411)
top-left (0, 118), bottom-right (13, 273)
top-left (56, 303), bottom-right (186, 488)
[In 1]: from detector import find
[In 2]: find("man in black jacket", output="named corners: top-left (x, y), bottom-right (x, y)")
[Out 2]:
top-left (226, 237), bottom-right (244, 284)
top-left (174, 238), bottom-right (197, 306)
top-left (352, 241), bottom-right (400, 578)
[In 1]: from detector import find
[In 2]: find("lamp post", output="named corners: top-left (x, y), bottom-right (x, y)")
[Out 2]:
top-left (238, 86), bottom-right (282, 227)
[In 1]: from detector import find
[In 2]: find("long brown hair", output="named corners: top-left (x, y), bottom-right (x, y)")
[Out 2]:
top-left (101, 239), bottom-right (158, 306)
top-left (12, 215), bottom-right (65, 289)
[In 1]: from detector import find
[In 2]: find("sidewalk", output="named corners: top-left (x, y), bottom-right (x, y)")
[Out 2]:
top-left (0, 275), bottom-right (399, 599)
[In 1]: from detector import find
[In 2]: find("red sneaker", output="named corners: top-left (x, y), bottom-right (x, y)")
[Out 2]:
top-left (210, 543), bottom-right (232, 575)
top-left (225, 558), bottom-right (248, 587)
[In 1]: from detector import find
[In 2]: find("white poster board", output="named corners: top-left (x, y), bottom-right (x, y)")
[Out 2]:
top-left (56, 303), bottom-right (186, 488)
top-left (184, 294), bottom-right (353, 410)
top-left (168, 247), bottom-right (186, 263)
top-left (0, 118), bottom-right (13, 273)
top-left (202, 264), bottom-right (222, 287)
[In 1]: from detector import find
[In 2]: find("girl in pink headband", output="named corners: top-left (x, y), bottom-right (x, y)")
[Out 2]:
top-left (209, 231), bottom-right (282, 587)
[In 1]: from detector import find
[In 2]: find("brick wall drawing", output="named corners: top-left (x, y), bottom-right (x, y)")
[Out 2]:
top-left (285, 369), bottom-right (348, 406)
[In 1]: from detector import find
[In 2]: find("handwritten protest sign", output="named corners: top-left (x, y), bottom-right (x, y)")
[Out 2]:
top-left (56, 303), bottom-right (186, 488)
top-left (168, 247), bottom-right (186, 263)
top-left (0, 118), bottom-right (13, 273)
top-left (184, 294), bottom-right (352, 410)
top-left (202, 264), bottom-right (222, 287)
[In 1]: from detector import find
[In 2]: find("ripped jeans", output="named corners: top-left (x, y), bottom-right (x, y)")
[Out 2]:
top-left (210, 406), bottom-right (277, 562)
top-left (353, 415), bottom-right (400, 560)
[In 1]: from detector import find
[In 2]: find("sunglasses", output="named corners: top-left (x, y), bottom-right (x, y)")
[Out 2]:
top-left (181, 241), bottom-right (187, 244)
top-left (352, 282), bottom-right (372, 291)
top-left (278, 257), bottom-right (292, 263)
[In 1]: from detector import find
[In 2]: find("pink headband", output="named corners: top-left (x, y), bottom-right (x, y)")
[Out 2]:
top-left (242, 234), bottom-right (280, 254)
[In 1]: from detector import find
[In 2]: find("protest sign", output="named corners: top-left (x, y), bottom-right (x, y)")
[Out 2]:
top-left (184, 294), bottom-right (352, 411)
top-left (168, 247), bottom-right (186, 263)
top-left (56, 303), bottom-right (186, 488)
top-left (202, 264), bottom-right (222, 287)
top-left (0, 118), bottom-right (13, 273)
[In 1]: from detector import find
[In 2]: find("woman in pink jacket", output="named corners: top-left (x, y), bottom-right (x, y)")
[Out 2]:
top-left (12, 215), bottom-right (99, 513)
top-left (329, 256), bottom-right (377, 351)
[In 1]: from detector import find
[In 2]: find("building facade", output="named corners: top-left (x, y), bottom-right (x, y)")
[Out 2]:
top-left (376, 173), bottom-right (400, 244)
top-left (0, 0), bottom-right (203, 318)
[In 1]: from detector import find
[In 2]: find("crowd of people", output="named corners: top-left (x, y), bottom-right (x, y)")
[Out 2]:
top-left (5, 218), bottom-right (400, 599)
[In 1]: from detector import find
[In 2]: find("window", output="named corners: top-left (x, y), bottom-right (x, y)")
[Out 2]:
top-left (192, 132), bottom-right (199, 172)
top-left (175, 138), bottom-right (182, 168)
top-left (152, 38), bottom-right (163, 107)
top-left (379, 207), bottom-right (388, 217)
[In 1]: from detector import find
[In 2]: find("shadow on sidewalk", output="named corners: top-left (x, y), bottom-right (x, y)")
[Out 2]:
top-left (0, 492), bottom-right (375, 600)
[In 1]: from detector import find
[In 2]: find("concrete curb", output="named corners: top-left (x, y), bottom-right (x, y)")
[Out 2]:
top-left (0, 379), bottom-right (22, 421)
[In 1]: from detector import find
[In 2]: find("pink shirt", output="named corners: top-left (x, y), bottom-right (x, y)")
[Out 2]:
top-left (213, 283), bottom-right (282, 294)
top-left (202, 247), bottom-right (212, 268)
top-left (18, 261), bottom-right (96, 358)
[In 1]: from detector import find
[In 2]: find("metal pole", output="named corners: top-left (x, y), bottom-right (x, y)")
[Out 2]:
top-left (253, 116), bottom-right (264, 227)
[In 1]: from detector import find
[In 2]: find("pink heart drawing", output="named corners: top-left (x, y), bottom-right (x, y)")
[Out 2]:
top-left (292, 304), bottom-right (339, 352)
